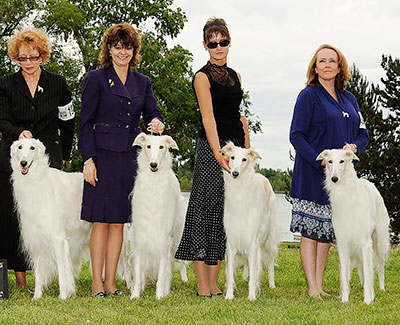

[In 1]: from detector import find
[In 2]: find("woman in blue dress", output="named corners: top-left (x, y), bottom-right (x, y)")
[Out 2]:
top-left (289, 44), bottom-right (369, 298)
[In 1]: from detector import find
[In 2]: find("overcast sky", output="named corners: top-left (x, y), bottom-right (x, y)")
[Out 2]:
top-left (166, 0), bottom-right (400, 170)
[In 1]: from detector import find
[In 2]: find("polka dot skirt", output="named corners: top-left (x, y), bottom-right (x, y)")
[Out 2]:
top-left (175, 137), bottom-right (243, 265)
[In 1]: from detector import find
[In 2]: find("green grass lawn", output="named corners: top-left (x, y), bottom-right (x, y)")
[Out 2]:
top-left (1, 244), bottom-right (399, 324)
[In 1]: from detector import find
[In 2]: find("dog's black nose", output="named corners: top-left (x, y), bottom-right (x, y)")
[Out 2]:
top-left (150, 162), bottom-right (158, 169)
top-left (20, 160), bottom-right (28, 168)
top-left (232, 171), bottom-right (239, 178)
top-left (331, 176), bottom-right (338, 183)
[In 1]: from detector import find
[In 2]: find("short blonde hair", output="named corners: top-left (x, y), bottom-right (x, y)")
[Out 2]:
top-left (306, 44), bottom-right (350, 91)
top-left (99, 23), bottom-right (141, 68)
top-left (8, 27), bottom-right (51, 64)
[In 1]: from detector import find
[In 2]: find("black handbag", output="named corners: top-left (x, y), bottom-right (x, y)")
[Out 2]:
top-left (0, 259), bottom-right (9, 299)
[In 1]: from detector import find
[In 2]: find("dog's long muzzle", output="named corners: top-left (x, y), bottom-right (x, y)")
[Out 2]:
top-left (150, 162), bottom-right (158, 172)
top-left (20, 160), bottom-right (32, 175)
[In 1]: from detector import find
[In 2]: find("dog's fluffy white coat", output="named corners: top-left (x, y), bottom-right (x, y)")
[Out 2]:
top-left (125, 133), bottom-right (187, 299)
top-left (318, 148), bottom-right (390, 305)
top-left (221, 142), bottom-right (280, 300)
top-left (10, 139), bottom-right (91, 299)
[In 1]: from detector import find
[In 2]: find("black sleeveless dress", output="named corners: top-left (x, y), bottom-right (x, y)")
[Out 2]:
top-left (175, 62), bottom-right (245, 265)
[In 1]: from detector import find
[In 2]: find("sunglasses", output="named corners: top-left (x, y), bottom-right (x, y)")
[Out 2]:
top-left (17, 54), bottom-right (41, 62)
top-left (206, 39), bottom-right (230, 49)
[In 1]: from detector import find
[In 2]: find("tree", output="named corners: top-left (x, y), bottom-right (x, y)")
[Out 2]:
top-left (39, 0), bottom-right (187, 73)
top-left (0, 0), bottom-right (38, 37)
top-left (347, 62), bottom-right (400, 235)
top-left (138, 32), bottom-right (200, 164)
top-left (1, 0), bottom-right (262, 170)
top-left (376, 56), bottom-right (400, 234)
top-left (0, 0), bottom-right (40, 76)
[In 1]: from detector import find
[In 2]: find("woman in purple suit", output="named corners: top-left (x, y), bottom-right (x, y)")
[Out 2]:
top-left (80, 23), bottom-right (164, 297)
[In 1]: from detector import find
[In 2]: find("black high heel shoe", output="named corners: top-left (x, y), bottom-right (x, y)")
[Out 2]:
top-left (196, 292), bottom-right (212, 298)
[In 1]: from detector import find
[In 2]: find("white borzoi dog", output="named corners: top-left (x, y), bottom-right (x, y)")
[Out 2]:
top-left (317, 148), bottom-right (390, 305)
top-left (127, 133), bottom-right (187, 299)
top-left (221, 142), bottom-right (281, 300)
top-left (10, 138), bottom-right (91, 299)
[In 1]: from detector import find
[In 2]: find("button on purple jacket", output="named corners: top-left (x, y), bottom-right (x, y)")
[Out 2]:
top-left (79, 66), bottom-right (163, 161)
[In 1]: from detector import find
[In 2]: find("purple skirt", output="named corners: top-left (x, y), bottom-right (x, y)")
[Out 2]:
top-left (81, 148), bottom-right (138, 223)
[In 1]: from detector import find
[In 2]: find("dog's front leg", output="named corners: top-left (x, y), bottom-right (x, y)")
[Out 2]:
top-left (32, 258), bottom-right (45, 300)
top-left (248, 245), bottom-right (261, 301)
top-left (361, 243), bottom-right (375, 305)
top-left (131, 252), bottom-right (142, 298)
top-left (156, 252), bottom-right (171, 299)
top-left (54, 237), bottom-right (76, 299)
top-left (225, 244), bottom-right (236, 300)
top-left (338, 248), bottom-right (351, 303)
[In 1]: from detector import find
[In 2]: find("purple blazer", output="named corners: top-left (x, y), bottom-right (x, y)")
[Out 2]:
top-left (79, 66), bottom-right (162, 161)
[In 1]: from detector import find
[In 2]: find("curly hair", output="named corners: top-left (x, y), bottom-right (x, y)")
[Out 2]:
top-left (8, 27), bottom-right (51, 64)
top-left (203, 17), bottom-right (231, 43)
top-left (99, 23), bottom-right (141, 68)
top-left (306, 44), bottom-right (350, 91)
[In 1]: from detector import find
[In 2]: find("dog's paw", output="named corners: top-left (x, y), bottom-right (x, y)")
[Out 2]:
top-left (364, 294), bottom-right (374, 305)
top-left (269, 283), bottom-right (276, 289)
top-left (130, 289), bottom-right (141, 299)
top-left (341, 296), bottom-right (349, 303)
top-left (156, 293), bottom-right (167, 300)
top-left (248, 294), bottom-right (257, 301)
top-left (32, 292), bottom-right (42, 300)
top-left (225, 294), bottom-right (234, 300)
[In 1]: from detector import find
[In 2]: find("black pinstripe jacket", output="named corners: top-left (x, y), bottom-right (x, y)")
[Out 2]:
top-left (0, 67), bottom-right (75, 173)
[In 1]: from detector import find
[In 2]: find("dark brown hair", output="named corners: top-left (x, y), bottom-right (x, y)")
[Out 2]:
top-left (306, 44), bottom-right (350, 91)
top-left (203, 18), bottom-right (230, 43)
top-left (99, 23), bottom-right (141, 68)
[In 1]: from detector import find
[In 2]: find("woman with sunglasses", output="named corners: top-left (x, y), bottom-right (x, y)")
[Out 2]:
top-left (175, 18), bottom-right (250, 297)
top-left (0, 27), bottom-right (75, 288)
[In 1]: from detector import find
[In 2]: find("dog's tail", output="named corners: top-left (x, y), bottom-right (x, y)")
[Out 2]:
top-left (263, 178), bottom-right (280, 265)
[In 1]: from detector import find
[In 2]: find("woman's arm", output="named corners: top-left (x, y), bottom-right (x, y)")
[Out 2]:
top-left (0, 81), bottom-right (25, 139)
top-left (79, 71), bottom-right (100, 186)
top-left (194, 72), bottom-right (229, 172)
top-left (58, 76), bottom-right (75, 162)
top-left (240, 116), bottom-right (250, 149)
top-left (236, 72), bottom-right (250, 149)
top-left (289, 89), bottom-right (322, 169)
top-left (350, 96), bottom-right (369, 154)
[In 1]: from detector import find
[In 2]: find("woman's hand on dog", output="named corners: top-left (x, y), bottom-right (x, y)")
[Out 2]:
top-left (150, 118), bottom-right (165, 134)
top-left (19, 130), bottom-right (33, 139)
top-left (216, 153), bottom-right (230, 173)
top-left (83, 158), bottom-right (98, 186)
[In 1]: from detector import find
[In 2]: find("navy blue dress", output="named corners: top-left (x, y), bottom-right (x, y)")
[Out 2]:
top-left (289, 85), bottom-right (369, 242)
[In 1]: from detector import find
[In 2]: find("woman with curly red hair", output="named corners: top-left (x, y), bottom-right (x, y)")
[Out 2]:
top-left (0, 27), bottom-right (75, 288)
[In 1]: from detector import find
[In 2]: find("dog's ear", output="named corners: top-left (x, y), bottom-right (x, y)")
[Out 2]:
top-left (36, 139), bottom-right (46, 156)
top-left (345, 150), bottom-right (360, 161)
top-left (316, 150), bottom-right (330, 161)
top-left (10, 140), bottom-right (21, 157)
top-left (133, 133), bottom-right (147, 148)
top-left (221, 141), bottom-right (235, 156)
top-left (164, 135), bottom-right (179, 150)
top-left (248, 148), bottom-right (261, 160)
